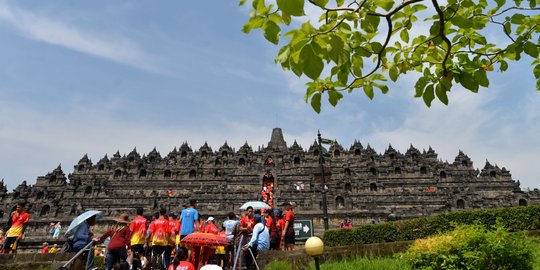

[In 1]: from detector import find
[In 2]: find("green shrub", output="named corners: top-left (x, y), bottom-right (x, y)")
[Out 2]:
top-left (323, 205), bottom-right (540, 247)
top-left (401, 223), bottom-right (534, 270)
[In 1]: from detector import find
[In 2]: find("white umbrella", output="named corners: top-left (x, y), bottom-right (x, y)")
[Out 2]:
top-left (239, 201), bottom-right (270, 210)
top-left (64, 210), bottom-right (103, 238)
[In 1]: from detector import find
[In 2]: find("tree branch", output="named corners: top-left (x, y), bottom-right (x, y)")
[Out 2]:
top-left (431, 0), bottom-right (451, 76)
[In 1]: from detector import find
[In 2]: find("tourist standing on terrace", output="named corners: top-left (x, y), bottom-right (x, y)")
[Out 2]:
top-left (53, 222), bottom-right (62, 239)
top-left (280, 202), bottom-right (295, 251)
top-left (2, 202), bottom-right (30, 254)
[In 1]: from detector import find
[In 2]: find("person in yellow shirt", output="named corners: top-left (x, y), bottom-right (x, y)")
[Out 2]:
top-left (49, 244), bottom-right (59, 254)
top-left (2, 202), bottom-right (30, 254)
top-left (129, 207), bottom-right (148, 269)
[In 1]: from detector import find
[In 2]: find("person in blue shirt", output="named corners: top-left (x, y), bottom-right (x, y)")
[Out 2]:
top-left (242, 214), bottom-right (269, 269)
top-left (72, 214), bottom-right (97, 270)
top-left (180, 199), bottom-right (200, 239)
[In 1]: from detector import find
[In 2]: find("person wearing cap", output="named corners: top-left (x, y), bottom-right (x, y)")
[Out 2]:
top-left (200, 216), bottom-right (219, 266)
top-left (280, 202), bottom-right (295, 251)
top-left (94, 213), bottom-right (132, 270)
top-left (242, 214), bottom-right (269, 269)
top-left (41, 242), bottom-right (49, 254)
top-left (204, 217), bottom-right (219, 234)
top-left (273, 210), bottom-right (285, 249)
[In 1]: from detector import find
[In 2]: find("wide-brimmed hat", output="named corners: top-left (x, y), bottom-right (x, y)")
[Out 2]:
top-left (114, 213), bottom-right (131, 224)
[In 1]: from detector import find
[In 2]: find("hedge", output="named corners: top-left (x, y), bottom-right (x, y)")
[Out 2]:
top-left (323, 205), bottom-right (540, 247)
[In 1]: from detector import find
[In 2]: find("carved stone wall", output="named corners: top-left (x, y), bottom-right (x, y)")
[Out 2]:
top-left (0, 128), bottom-right (536, 237)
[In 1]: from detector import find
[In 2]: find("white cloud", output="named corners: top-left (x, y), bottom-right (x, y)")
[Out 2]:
top-left (362, 88), bottom-right (540, 189)
top-left (0, 3), bottom-right (163, 74)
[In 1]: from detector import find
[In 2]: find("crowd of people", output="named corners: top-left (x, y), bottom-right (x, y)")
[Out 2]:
top-left (63, 199), bottom-right (295, 270)
top-left (0, 195), bottom-right (297, 270)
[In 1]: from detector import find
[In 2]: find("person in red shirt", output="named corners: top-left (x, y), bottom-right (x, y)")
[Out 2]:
top-left (168, 246), bottom-right (195, 270)
top-left (149, 208), bottom-right (170, 269)
top-left (129, 207), bottom-right (148, 268)
top-left (164, 213), bottom-right (178, 269)
top-left (40, 242), bottom-right (49, 254)
top-left (200, 217), bottom-right (219, 265)
top-left (94, 213), bottom-right (132, 270)
top-left (274, 210), bottom-right (285, 250)
top-left (239, 207), bottom-right (255, 234)
top-left (203, 217), bottom-right (219, 234)
top-left (2, 202), bottom-right (30, 254)
top-left (281, 202), bottom-right (295, 251)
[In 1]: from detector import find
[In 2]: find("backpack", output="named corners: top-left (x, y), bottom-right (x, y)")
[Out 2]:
top-left (60, 238), bottom-right (74, 253)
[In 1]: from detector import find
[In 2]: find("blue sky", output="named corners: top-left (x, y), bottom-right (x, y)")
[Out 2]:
top-left (0, 1), bottom-right (538, 191)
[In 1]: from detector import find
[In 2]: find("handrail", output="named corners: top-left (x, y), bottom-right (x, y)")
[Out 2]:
top-left (232, 234), bottom-right (244, 270)
top-left (59, 240), bottom-right (94, 270)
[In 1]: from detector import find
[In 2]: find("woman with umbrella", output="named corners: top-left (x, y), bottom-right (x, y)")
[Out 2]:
top-left (72, 213), bottom-right (98, 269)
top-left (94, 213), bottom-right (132, 270)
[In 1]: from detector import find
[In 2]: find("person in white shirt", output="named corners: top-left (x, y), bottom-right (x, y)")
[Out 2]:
top-left (200, 254), bottom-right (223, 270)
top-left (242, 214), bottom-right (269, 269)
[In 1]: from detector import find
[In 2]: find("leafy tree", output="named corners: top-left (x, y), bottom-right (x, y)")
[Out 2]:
top-left (240, 0), bottom-right (540, 112)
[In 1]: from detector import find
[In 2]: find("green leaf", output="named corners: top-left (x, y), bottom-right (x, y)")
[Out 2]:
top-left (435, 83), bottom-right (448, 105)
top-left (312, 0), bottom-right (329, 8)
top-left (300, 44), bottom-right (324, 80)
top-left (533, 64), bottom-right (540, 79)
top-left (275, 46), bottom-right (290, 64)
top-left (263, 21), bottom-right (281, 44)
top-left (277, 0), bottom-right (304, 17)
top-left (524, 42), bottom-right (539, 58)
top-left (328, 35), bottom-right (345, 64)
top-left (389, 66), bottom-right (399, 81)
top-left (499, 60), bottom-right (509, 71)
top-left (364, 84), bottom-right (374, 99)
top-left (474, 69), bottom-right (489, 87)
top-left (460, 72), bottom-right (479, 92)
top-left (239, 0), bottom-right (247, 5)
top-left (423, 84), bottom-right (435, 107)
top-left (304, 83), bottom-right (318, 102)
top-left (503, 22), bottom-right (511, 35)
top-left (376, 84), bottom-right (389, 94)
top-left (311, 92), bottom-right (322, 113)
top-left (361, 15), bottom-right (380, 34)
top-left (414, 77), bottom-right (429, 97)
top-left (336, 0), bottom-right (345, 6)
top-left (328, 90), bottom-right (344, 107)
top-left (242, 16), bottom-right (265, 33)
top-left (375, 0), bottom-right (395, 11)
top-left (400, 30), bottom-right (409, 43)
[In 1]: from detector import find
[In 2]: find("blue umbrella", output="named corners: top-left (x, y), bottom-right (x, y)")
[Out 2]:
top-left (64, 210), bottom-right (103, 238)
